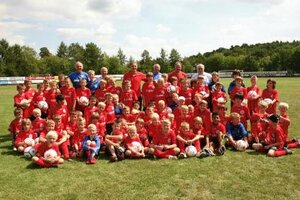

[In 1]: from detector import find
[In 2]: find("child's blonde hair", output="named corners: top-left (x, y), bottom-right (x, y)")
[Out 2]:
top-left (46, 130), bottom-right (58, 140)
top-left (88, 123), bottom-right (96, 130)
top-left (258, 100), bottom-right (268, 108)
top-left (230, 112), bottom-right (240, 119)
top-left (180, 122), bottom-right (190, 129)
top-left (162, 119), bottom-right (171, 125)
top-left (78, 117), bottom-right (86, 125)
top-left (33, 108), bottom-right (41, 117)
top-left (278, 102), bottom-right (289, 110)
top-left (194, 116), bottom-right (203, 124)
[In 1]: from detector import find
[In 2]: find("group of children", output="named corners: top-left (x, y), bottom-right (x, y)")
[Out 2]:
top-left (8, 70), bottom-right (299, 167)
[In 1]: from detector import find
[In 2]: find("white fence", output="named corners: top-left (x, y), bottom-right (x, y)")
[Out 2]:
top-left (0, 71), bottom-right (297, 85)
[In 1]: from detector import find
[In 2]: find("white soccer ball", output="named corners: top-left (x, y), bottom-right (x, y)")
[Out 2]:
top-left (217, 97), bottom-right (226, 103)
top-left (38, 101), bottom-right (48, 110)
top-left (131, 141), bottom-right (142, 152)
top-left (263, 98), bottom-right (273, 105)
top-left (44, 149), bottom-right (58, 159)
top-left (79, 96), bottom-right (89, 105)
top-left (167, 85), bottom-right (176, 93)
top-left (236, 140), bottom-right (248, 151)
top-left (247, 90), bottom-right (257, 98)
top-left (24, 147), bottom-right (36, 159)
top-left (24, 138), bottom-right (35, 146)
top-left (185, 145), bottom-right (197, 157)
top-left (20, 99), bottom-right (29, 106)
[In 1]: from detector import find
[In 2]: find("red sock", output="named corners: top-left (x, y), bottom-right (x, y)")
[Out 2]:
top-left (274, 150), bottom-right (287, 157)
top-left (86, 150), bottom-right (91, 159)
top-left (287, 142), bottom-right (299, 149)
top-left (35, 159), bottom-right (52, 168)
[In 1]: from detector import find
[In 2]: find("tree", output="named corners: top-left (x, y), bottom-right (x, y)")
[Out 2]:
top-left (39, 47), bottom-right (51, 58)
top-left (117, 48), bottom-right (126, 66)
top-left (57, 41), bottom-right (68, 58)
top-left (169, 48), bottom-right (181, 67)
top-left (205, 53), bottom-right (224, 72)
top-left (84, 42), bottom-right (102, 69)
top-left (140, 49), bottom-right (153, 72)
top-left (290, 46), bottom-right (300, 72)
top-left (68, 43), bottom-right (85, 64)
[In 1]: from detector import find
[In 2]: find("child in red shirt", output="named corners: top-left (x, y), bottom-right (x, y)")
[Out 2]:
top-left (179, 79), bottom-right (193, 105)
top-left (136, 118), bottom-right (149, 152)
top-left (148, 119), bottom-right (180, 159)
top-left (8, 108), bottom-right (23, 150)
top-left (14, 84), bottom-right (31, 118)
top-left (32, 131), bottom-right (64, 168)
top-left (105, 93), bottom-right (116, 135)
top-left (278, 102), bottom-right (300, 148)
top-left (261, 79), bottom-right (279, 114)
top-left (229, 76), bottom-right (247, 107)
top-left (53, 114), bottom-right (70, 160)
top-left (31, 108), bottom-right (46, 137)
top-left (94, 79), bottom-right (107, 102)
top-left (76, 79), bottom-right (91, 112)
top-left (142, 72), bottom-right (155, 108)
top-left (61, 77), bottom-right (77, 111)
top-left (124, 126), bottom-right (145, 159)
top-left (120, 80), bottom-right (138, 109)
top-left (247, 75), bottom-right (261, 114)
top-left (39, 120), bottom-right (55, 143)
top-left (195, 100), bottom-right (212, 132)
top-left (211, 82), bottom-right (227, 112)
top-left (231, 94), bottom-right (250, 130)
top-left (177, 122), bottom-right (201, 158)
top-left (105, 121), bottom-right (125, 161)
top-left (205, 112), bottom-right (226, 155)
top-left (15, 119), bottom-right (36, 152)
top-left (71, 117), bottom-right (87, 158)
top-left (84, 96), bottom-right (98, 124)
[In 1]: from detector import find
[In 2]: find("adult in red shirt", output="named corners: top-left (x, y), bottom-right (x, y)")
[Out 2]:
top-left (122, 61), bottom-right (146, 100)
top-left (168, 61), bottom-right (187, 84)
top-left (261, 79), bottom-right (279, 114)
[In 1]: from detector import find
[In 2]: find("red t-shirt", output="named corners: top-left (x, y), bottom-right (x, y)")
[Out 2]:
top-left (32, 118), bottom-right (47, 135)
top-left (247, 86), bottom-right (261, 113)
top-left (168, 71), bottom-right (187, 83)
top-left (142, 81), bottom-right (155, 107)
top-left (266, 125), bottom-right (285, 150)
top-left (279, 114), bottom-right (290, 142)
top-left (152, 129), bottom-right (177, 146)
top-left (154, 86), bottom-right (167, 105)
top-left (231, 105), bottom-right (250, 130)
top-left (61, 86), bottom-right (77, 111)
top-left (15, 129), bottom-right (37, 146)
top-left (35, 142), bottom-right (61, 157)
top-left (211, 91), bottom-right (227, 112)
top-left (108, 86), bottom-right (122, 96)
top-left (45, 90), bottom-right (61, 110)
top-left (94, 88), bottom-right (107, 102)
top-left (8, 118), bottom-right (22, 135)
top-left (230, 87), bottom-right (247, 101)
top-left (179, 88), bottom-right (193, 105)
top-left (84, 106), bottom-right (98, 124)
top-left (123, 71), bottom-right (146, 97)
top-left (178, 131), bottom-right (197, 140)
top-left (124, 136), bottom-right (143, 149)
top-left (261, 89), bottom-right (279, 114)
top-left (208, 123), bottom-right (226, 138)
top-left (105, 103), bottom-right (116, 124)
top-left (120, 89), bottom-right (138, 109)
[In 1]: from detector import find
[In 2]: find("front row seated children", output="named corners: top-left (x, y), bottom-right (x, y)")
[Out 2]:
top-left (53, 114), bottom-right (70, 160)
top-left (105, 121), bottom-right (125, 162)
top-left (204, 112), bottom-right (226, 156)
top-left (148, 119), bottom-right (180, 159)
top-left (226, 112), bottom-right (249, 151)
top-left (252, 114), bottom-right (293, 157)
top-left (124, 126), bottom-right (145, 159)
top-left (15, 119), bottom-right (37, 152)
top-left (177, 122), bottom-right (201, 158)
top-left (32, 131), bottom-right (64, 168)
top-left (82, 124), bottom-right (101, 164)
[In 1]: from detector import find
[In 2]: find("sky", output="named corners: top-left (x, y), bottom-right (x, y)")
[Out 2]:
top-left (0, 0), bottom-right (300, 59)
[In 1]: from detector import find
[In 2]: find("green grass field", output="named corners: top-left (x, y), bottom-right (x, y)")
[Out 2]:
top-left (0, 77), bottom-right (300, 200)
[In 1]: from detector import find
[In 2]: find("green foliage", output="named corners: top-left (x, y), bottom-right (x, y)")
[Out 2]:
top-left (1, 38), bottom-right (300, 76)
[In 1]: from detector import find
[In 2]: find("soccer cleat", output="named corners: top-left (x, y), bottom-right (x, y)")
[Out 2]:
top-left (13, 147), bottom-right (17, 151)
top-left (168, 155), bottom-right (178, 160)
top-left (110, 156), bottom-right (118, 162)
top-left (178, 152), bottom-right (187, 159)
top-left (197, 151), bottom-right (208, 159)
top-left (90, 158), bottom-right (97, 164)
top-left (204, 148), bottom-right (215, 156)
top-left (284, 147), bottom-right (293, 155)
top-left (218, 145), bottom-right (226, 155)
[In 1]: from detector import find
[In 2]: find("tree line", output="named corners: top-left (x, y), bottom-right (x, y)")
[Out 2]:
top-left (0, 38), bottom-right (299, 76)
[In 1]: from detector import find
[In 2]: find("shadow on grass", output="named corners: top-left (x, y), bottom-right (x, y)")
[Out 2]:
top-left (26, 162), bottom-right (44, 169)
top-left (1, 149), bottom-right (20, 156)
top-left (247, 150), bottom-right (265, 156)
top-left (0, 134), bottom-right (11, 143)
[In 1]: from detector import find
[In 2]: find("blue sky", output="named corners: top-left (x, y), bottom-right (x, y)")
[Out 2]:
top-left (1, 0), bottom-right (299, 59)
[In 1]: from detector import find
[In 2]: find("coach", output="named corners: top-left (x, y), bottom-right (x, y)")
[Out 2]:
top-left (191, 64), bottom-right (212, 85)
top-left (68, 61), bottom-right (89, 88)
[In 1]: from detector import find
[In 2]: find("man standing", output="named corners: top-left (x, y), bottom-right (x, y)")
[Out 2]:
top-left (168, 61), bottom-right (187, 83)
top-left (68, 61), bottom-right (89, 89)
top-left (152, 63), bottom-right (162, 82)
top-left (191, 64), bottom-right (212, 85)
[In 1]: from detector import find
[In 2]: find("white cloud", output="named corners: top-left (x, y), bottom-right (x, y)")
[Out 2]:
top-left (156, 24), bottom-right (172, 33)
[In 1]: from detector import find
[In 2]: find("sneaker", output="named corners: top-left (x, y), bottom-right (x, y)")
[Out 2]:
top-left (168, 155), bottom-right (178, 160)
top-left (284, 147), bottom-right (293, 155)
top-left (197, 151), bottom-right (208, 159)
top-left (178, 152), bottom-right (187, 159)
top-left (66, 158), bottom-right (73, 162)
top-left (13, 147), bottom-right (17, 151)
top-left (110, 156), bottom-right (118, 162)
top-left (218, 145), bottom-right (226, 155)
top-left (90, 158), bottom-right (97, 164)
top-left (204, 148), bottom-right (215, 156)
top-left (270, 146), bottom-right (278, 151)
top-left (116, 147), bottom-right (125, 160)
top-left (86, 159), bottom-right (91, 164)
top-left (292, 138), bottom-right (299, 143)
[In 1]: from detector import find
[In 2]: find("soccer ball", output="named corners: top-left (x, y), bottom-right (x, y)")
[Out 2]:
top-left (185, 145), bottom-right (197, 157)
top-left (90, 141), bottom-right (96, 148)
top-left (79, 96), bottom-right (89, 106)
top-left (44, 149), bottom-right (58, 159)
top-left (236, 140), bottom-right (248, 151)
top-left (131, 141), bottom-right (142, 152)
top-left (247, 90), bottom-right (257, 98)
top-left (24, 138), bottom-right (35, 146)
top-left (38, 101), bottom-right (48, 110)
top-left (263, 98), bottom-right (273, 105)
top-left (167, 85), bottom-right (176, 93)
top-left (20, 99), bottom-right (29, 106)
top-left (24, 147), bottom-right (36, 159)
top-left (217, 97), bottom-right (226, 103)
